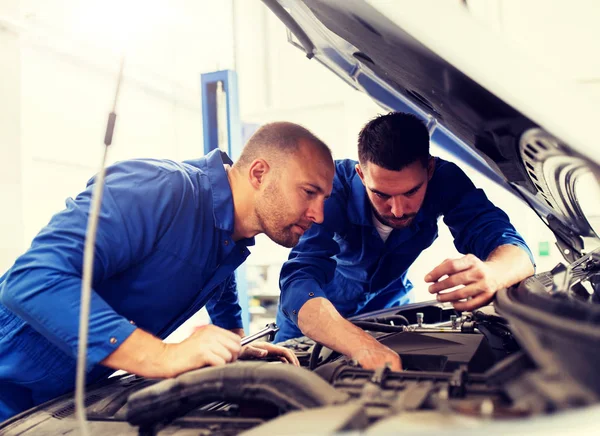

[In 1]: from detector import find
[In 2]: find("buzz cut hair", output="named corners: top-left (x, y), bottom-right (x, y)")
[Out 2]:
top-left (235, 121), bottom-right (332, 169)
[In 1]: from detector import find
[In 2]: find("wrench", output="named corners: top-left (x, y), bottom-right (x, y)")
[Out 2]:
top-left (240, 322), bottom-right (279, 346)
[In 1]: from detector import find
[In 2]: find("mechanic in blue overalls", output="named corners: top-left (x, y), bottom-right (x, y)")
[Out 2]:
top-left (276, 112), bottom-right (535, 370)
top-left (0, 122), bottom-right (335, 422)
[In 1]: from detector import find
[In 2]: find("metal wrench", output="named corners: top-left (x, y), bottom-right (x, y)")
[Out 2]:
top-left (240, 322), bottom-right (280, 346)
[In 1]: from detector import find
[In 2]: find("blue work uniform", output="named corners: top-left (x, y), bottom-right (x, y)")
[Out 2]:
top-left (0, 149), bottom-right (253, 421)
top-left (276, 158), bottom-right (533, 342)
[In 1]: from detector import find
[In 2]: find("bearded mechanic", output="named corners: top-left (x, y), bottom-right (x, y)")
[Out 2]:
top-left (0, 122), bottom-right (334, 421)
top-left (276, 112), bottom-right (535, 370)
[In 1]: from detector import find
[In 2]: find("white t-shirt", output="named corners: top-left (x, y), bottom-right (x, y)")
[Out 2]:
top-left (372, 212), bottom-right (394, 243)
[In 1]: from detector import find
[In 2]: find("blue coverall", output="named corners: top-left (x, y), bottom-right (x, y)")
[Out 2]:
top-left (0, 149), bottom-right (252, 421)
top-left (276, 158), bottom-right (533, 342)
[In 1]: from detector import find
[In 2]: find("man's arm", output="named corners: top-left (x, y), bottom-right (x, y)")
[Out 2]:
top-left (205, 274), bottom-right (244, 331)
top-left (0, 162), bottom-right (237, 376)
top-left (298, 298), bottom-right (401, 370)
top-left (278, 175), bottom-right (345, 330)
top-left (425, 161), bottom-right (535, 310)
top-left (280, 173), bottom-right (401, 370)
top-left (280, 208), bottom-right (401, 370)
top-left (0, 165), bottom-right (180, 369)
top-left (426, 245), bottom-right (534, 311)
top-left (230, 328), bottom-right (245, 337)
top-left (101, 325), bottom-right (242, 378)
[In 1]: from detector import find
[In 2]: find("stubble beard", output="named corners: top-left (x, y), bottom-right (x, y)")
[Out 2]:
top-left (256, 184), bottom-right (300, 248)
top-left (371, 202), bottom-right (416, 229)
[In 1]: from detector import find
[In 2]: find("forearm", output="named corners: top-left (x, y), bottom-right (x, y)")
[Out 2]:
top-left (100, 328), bottom-right (172, 378)
top-left (103, 324), bottom-right (244, 378)
top-left (486, 244), bottom-right (534, 288)
top-left (297, 297), bottom-right (380, 357)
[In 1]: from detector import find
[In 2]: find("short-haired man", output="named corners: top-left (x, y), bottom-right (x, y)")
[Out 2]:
top-left (0, 122), bottom-right (334, 421)
top-left (276, 112), bottom-right (534, 370)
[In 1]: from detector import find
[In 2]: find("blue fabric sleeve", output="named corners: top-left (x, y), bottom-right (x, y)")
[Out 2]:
top-left (205, 273), bottom-right (244, 330)
top-left (278, 183), bottom-right (348, 326)
top-left (438, 162), bottom-right (535, 268)
top-left (0, 162), bottom-right (184, 370)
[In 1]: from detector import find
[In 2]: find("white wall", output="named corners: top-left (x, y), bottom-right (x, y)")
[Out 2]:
top-left (1, 0), bottom-right (237, 256)
top-left (0, 0), bottom-right (24, 273)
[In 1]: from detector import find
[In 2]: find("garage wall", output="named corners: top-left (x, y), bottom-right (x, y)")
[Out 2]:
top-left (0, 0), bottom-right (235, 264)
top-left (0, 0), bottom-right (24, 273)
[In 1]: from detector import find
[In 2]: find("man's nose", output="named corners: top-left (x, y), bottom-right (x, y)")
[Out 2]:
top-left (307, 200), bottom-right (325, 224)
top-left (390, 196), bottom-right (405, 218)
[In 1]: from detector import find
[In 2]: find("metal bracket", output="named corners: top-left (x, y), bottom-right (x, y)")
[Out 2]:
top-left (555, 246), bottom-right (600, 295)
top-left (547, 214), bottom-right (584, 264)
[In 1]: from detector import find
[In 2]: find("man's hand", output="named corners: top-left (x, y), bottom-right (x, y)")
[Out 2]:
top-left (101, 324), bottom-right (242, 379)
top-left (425, 254), bottom-right (500, 311)
top-left (298, 297), bottom-right (402, 372)
top-left (351, 342), bottom-right (402, 371)
top-left (163, 324), bottom-right (242, 377)
top-left (425, 245), bottom-right (534, 311)
top-left (239, 341), bottom-right (300, 365)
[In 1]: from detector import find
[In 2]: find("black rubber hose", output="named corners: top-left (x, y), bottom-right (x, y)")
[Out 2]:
top-left (126, 362), bottom-right (349, 427)
top-left (309, 342), bottom-right (324, 370)
top-left (360, 315), bottom-right (409, 326)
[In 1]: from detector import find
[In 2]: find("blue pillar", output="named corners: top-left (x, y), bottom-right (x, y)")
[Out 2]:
top-left (201, 70), bottom-right (249, 333)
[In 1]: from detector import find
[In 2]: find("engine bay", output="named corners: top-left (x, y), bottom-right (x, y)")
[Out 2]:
top-left (6, 268), bottom-right (600, 436)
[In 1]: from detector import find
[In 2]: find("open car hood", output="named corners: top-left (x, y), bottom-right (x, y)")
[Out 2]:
top-left (263, 0), bottom-right (600, 261)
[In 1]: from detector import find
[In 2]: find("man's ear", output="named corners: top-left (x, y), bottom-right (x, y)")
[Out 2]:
top-left (355, 163), bottom-right (366, 186)
top-left (248, 159), bottom-right (270, 190)
top-left (427, 156), bottom-right (435, 181)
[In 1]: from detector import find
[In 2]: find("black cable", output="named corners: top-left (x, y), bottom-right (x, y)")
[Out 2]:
top-left (351, 321), bottom-right (407, 333)
top-left (309, 342), bottom-right (323, 370)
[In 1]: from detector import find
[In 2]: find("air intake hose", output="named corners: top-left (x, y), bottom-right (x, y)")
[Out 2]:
top-left (126, 361), bottom-right (349, 427)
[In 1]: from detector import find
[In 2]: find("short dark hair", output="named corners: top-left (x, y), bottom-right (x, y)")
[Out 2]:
top-left (236, 121), bottom-right (331, 168)
top-left (358, 112), bottom-right (430, 170)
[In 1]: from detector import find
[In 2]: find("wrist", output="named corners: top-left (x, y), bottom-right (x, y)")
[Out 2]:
top-left (101, 328), bottom-right (176, 379)
top-left (347, 332), bottom-right (383, 358)
top-left (483, 259), bottom-right (506, 290)
top-left (229, 328), bottom-right (245, 338)
top-left (155, 342), bottom-right (178, 378)
top-left (135, 339), bottom-right (175, 378)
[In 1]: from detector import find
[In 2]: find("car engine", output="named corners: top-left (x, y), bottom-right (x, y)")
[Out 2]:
top-left (5, 263), bottom-right (599, 435)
